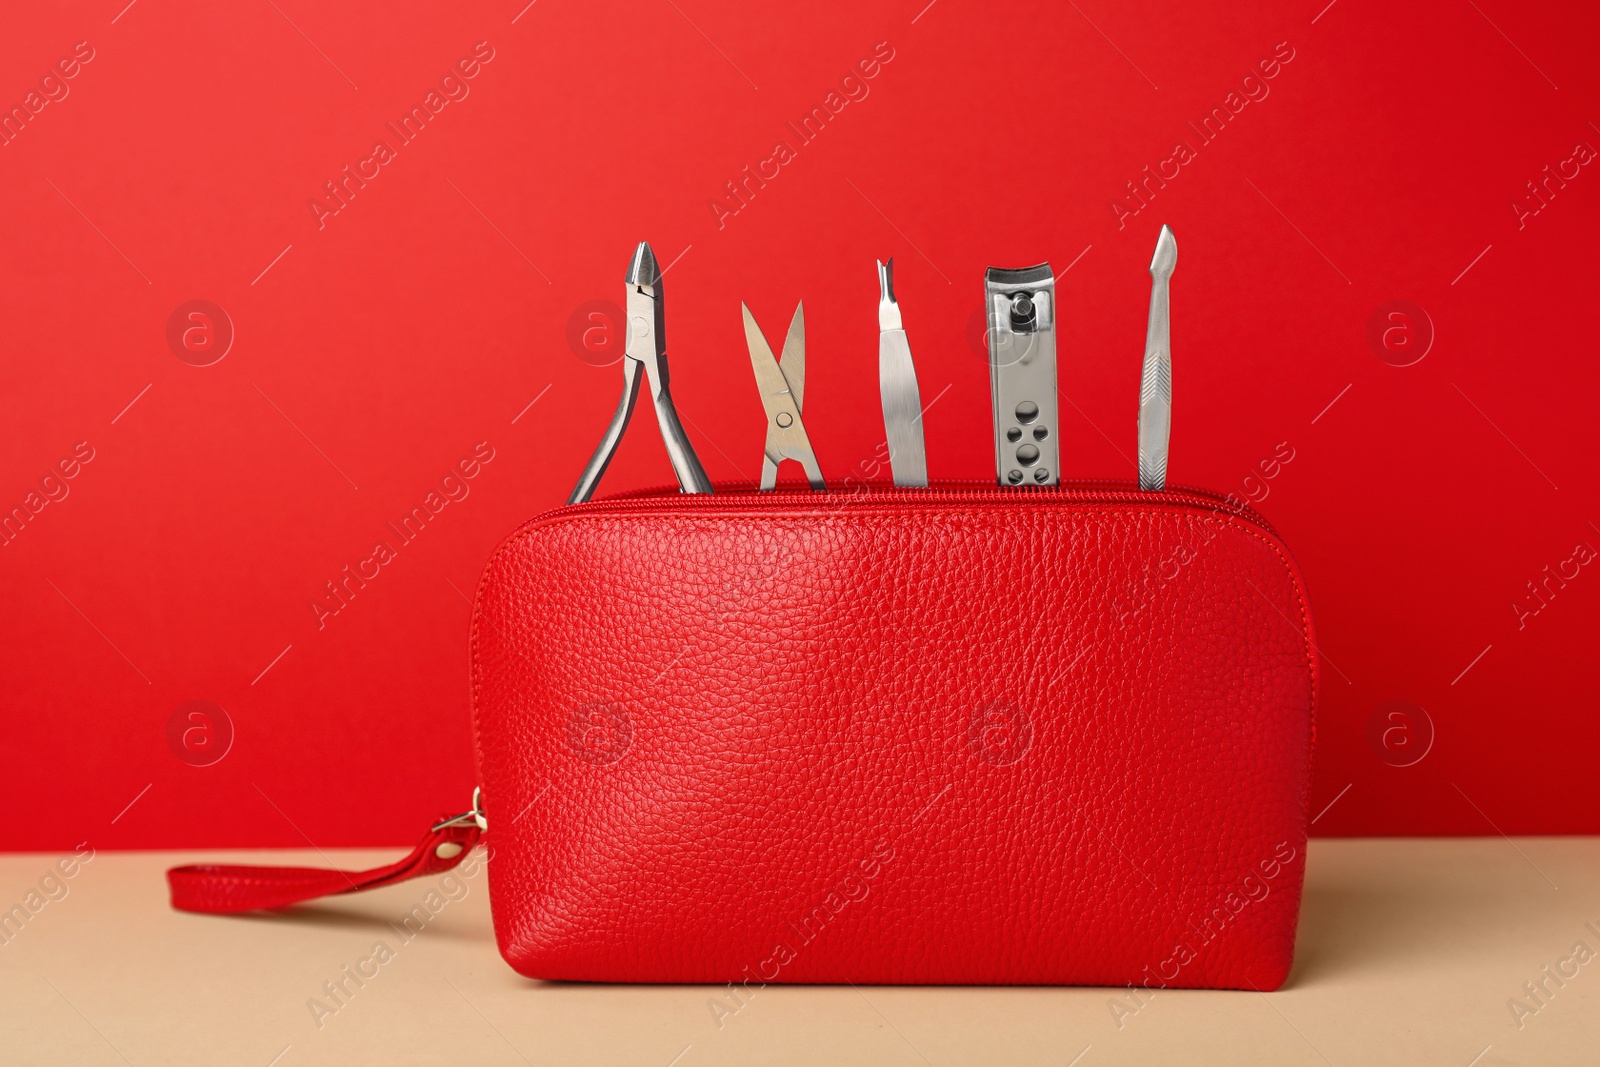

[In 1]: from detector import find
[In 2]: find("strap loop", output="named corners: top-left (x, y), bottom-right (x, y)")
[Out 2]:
top-left (168, 812), bottom-right (484, 915)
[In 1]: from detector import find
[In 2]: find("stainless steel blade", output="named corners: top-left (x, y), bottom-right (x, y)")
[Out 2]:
top-left (782, 302), bottom-right (805, 413)
top-left (742, 302), bottom-right (792, 416)
top-left (877, 259), bottom-right (927, 487)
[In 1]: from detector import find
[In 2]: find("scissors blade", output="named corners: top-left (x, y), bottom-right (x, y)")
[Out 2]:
top-left (781, 302), bottom-right (805, 413)
top-left (743, 302), bottom-right (797, 421)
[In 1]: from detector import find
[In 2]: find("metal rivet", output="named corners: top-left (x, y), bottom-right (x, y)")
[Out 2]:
top-left (776, 412), bottom-right (793, 428)
top-left (434, 842), bottom-right (463, 860)
top-left (1009, 293), bottom-right (1036, 331)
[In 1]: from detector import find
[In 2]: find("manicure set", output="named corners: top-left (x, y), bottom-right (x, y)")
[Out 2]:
top-left (171, 225), bottom-right (1316, 994)
top-left (569, 228), bottom-right (1177, 500)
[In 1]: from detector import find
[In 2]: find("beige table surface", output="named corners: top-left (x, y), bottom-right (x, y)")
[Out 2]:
top-left (1, 838), bottom-right (1596, 1066)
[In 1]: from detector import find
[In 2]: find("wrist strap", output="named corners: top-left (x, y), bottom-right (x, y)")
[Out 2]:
top-left (167, 793), bottom-right (486, 915)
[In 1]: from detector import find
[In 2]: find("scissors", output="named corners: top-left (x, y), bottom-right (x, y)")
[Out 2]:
top-left (568, 242), bottom-right (714, 504)
top-left (742, 301), bottom-right (825, 490)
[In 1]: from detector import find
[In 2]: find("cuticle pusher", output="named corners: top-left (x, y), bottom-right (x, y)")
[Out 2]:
top-left (877, 258), bottom-right (927, 487)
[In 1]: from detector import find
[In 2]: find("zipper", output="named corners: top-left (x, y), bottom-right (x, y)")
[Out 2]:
top-left (511, 480), bottom-right (1279, 539)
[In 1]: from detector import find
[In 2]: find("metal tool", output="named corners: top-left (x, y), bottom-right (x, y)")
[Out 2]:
top-left (985, 263), bottom-right (1059, 486)
top-left (877, 258), bottom-right (927, 487)
top-left (1138, 225), bottom-right (1176, 491)
top-left (567, 242), bottom-right (713, 505)
top-left (743, 301), bottom-right (825, 490)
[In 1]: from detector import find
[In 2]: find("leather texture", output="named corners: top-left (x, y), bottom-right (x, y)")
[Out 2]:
top-left (167, 822), bottom-right (483, 914)
top-left (471, 484), bottom-right (1317, 988)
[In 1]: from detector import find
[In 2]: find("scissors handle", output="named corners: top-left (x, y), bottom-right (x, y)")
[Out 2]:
top-left (759, 446), bottom-right (826, 491)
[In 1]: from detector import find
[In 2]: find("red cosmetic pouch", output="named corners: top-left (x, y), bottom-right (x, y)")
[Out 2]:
top-left (171, 480), bottom-right (1315, 990)
top-left (471, 481), bottom-right (1315, 988)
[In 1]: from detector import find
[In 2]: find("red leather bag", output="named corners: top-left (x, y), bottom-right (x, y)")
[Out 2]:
top-left (472, 481), bottom-right (1315, 988)
top-left (171, 480), bottom-right (1315, 990)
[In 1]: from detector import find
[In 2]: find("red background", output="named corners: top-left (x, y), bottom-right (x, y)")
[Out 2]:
top-left (2, 0), bottom-right (1596, 850)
